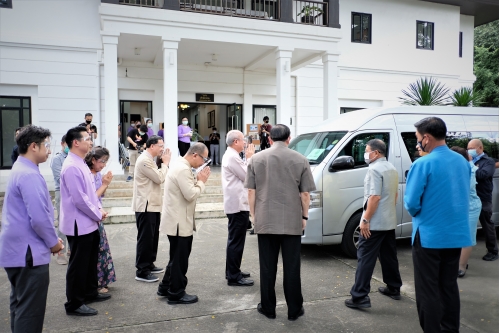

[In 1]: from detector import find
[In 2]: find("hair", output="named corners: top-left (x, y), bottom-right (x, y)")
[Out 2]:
top-left (270, 124), bottom-right (290, 142)
top-left (90, 125), bottom-right (97, 133)
top-left (16, 125), bottom-right (51, 155)
top-left (15, 127), bottom-right (22, 134)
top-left (159, 122), bottom-right (164, 130)
top-left (182, 117), bottom-right (188, 121)
top-left (263, 116), bottom-right (269, 121)
top-left (450, 146), bottom-right (469, 161)
top-left (136, 124), bottom-right (141, 129)
top-left (139, 125), bottom-right (148, 133)
top-left (212, 127), bottom-right (217, 131)
top-left (61, 134), bottom-right (67, 143)
top-left (146, 119), bottom-right (153, 124)
top-left (146, 135), bottom-right (163, 148)
top-left (366, 139), bottom-right (387, 156)
top-left (85, 146), bottom-right (110, 170)
top-left (187, 142), bottom-right (207, 155)
top-left (414, 117), bottom-right (447, 140)
top-left (226, 130), bottom-right (242, 146)
top-left (65, 126), bottom-right (88, 148)
top-left (85, 113), bottom-right (93, 118)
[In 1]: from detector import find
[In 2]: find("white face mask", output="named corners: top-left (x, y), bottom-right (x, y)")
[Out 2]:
top-left (182, 121), bottom-right (188, 126)
top-left (364, 151), bottom-right (374, 164)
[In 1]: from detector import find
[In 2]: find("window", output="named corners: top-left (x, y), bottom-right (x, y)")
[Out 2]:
top-left (0, 96), bottom-right (32, 169)
top-left (289, 131), bottom-right (347, 165)
top-left (338, 132), bottom-right (390, 168)
top-left (417, 21), bottom-right (434, 50)
top-left (0, 0), bottom-right (12, 9)
top-left (340, 107), bottom-right (365, 114)
top-left (459, 32), bottom-right (463, 57)
top-left (253, 105), bottom-right (276, 125)
top-left (351, 12), bottom-right (372, 43)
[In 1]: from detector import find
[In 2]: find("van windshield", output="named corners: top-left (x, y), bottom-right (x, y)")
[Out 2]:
top-left (289, 131), bottom-right (347, 165)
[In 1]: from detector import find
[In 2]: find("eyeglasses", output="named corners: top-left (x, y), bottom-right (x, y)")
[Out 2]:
top-left (43, 141), bottom-right (51, 148)
top-left (156, 144), bottom-right (164, 148)
top-left (194, 153), bottom-right (209, 163)
top-left (97, 159), bottom-right (108, 164)
top-left (81, 136), bottom-right (92, 142)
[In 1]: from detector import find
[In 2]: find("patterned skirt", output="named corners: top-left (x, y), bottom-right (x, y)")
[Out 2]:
top-left (97, 221), bottom-right (117, 288)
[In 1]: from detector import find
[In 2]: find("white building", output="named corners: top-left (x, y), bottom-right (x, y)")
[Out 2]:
top-left (0, 0), bottom-right (497, 189)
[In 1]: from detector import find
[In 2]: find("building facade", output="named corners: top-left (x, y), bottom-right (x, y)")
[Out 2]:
top-left (0, 0), bottom-right (497, 190)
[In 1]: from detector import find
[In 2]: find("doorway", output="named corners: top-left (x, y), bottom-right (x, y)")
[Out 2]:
top-left (120, 100), bottom-right (152, 143)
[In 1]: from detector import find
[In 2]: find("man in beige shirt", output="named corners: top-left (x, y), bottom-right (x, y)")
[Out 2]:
top-left (245, 124), bottom-right (316, 321)
top-left (222, 130), bottom-right (255, 287)
top-left (132, 135), bottom-right (171, 283)
top-left (157, 143), bottom-right (211, 304)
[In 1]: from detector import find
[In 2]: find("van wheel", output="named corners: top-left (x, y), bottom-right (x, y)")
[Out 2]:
top-left (341, 212), bottom-right (362, 259)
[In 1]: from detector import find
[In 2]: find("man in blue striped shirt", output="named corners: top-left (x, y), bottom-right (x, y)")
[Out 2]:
top-left (404, 117), bottom-right (471, 333)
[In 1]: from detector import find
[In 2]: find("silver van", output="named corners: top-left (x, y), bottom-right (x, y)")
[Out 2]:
top-left (289, 106), bottom-right (499, 258)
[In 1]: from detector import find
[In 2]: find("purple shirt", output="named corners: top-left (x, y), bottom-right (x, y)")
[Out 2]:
top-left (59, 152), bottom-right (102, 236)
top-left (147, 127), bottom-right (154, 137)
top-left (94, 172), bottom-right (103, 204)
top-left (157, 129), bottom-right (164, 139)
top-left (178, 125), bottom-right (192, 143)
top-left (0, 156), bottom-right (58, 267)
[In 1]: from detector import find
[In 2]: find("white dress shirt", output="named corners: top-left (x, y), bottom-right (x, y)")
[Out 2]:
top-left (221, 146), bottom-right (249, 214)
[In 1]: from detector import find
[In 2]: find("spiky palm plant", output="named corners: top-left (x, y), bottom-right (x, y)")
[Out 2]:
top-left (399, 77), bottom-right (450, 106)
top-left (449, 87), bottom-right (482, 106)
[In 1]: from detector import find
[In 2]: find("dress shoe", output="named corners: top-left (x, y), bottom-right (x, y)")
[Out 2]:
top-left (228, 278), bottom-right (254, 286)
top-left (241, 271), bottom-right (251, 278)
top-left (66, 304), bottom-right (98, 316)
top-left (458, 264), bottom-right (469, 278)
top-left (257, 303), bottom-right (276, 319)
top-left (288, 307), bottom-right (305, 321)
top-left (150, 266), bottom-right (165, 274)
top-left (345, 296), bottom-right (371, 309)
top-left (157, 290), bottom-right (168, 297)
top-left (483, 252), bottom-right (498, 261)
top-left (85, 293), bottom-right (111, 304)
top-left (135, 274), bottom-right (159, 283)
top-left (167, 293), bottom-right (198, 305)
top-left (378, 286), bottom-right (401, 300)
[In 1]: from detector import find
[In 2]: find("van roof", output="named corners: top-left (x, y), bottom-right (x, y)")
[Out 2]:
top-left (313, 106), bottom-right (499, 133)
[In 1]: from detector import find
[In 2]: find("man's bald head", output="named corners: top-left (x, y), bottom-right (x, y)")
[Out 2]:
top-left (467, 139), bottom-right (484, 155)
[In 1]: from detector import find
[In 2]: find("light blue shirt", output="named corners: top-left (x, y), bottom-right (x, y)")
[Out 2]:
top-left (472, 152), bottom-right (484, 164)
top-left (404, 145), bottom-right (472, 249)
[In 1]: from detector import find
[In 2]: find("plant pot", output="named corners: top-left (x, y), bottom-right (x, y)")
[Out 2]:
top-left (301, 15), bottom-right (315, 24)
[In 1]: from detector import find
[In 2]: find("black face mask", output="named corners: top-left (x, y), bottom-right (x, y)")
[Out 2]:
top-left (417, 137), bottom-right (427, 152)
top-left (86, 120), bottom-right (92, 125)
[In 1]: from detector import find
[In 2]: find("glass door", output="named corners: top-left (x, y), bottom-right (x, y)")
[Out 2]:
top-left (226, 104), bottom-right (242, 132)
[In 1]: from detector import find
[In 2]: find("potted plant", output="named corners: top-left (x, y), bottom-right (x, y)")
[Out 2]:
top-left (190, 129), bottom-right (204, 146)
top-left (297, 5), bottom-right (323, 24)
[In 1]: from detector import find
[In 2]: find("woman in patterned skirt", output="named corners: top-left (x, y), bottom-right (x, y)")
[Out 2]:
top-left (85, 146), bottom-right (116, 293)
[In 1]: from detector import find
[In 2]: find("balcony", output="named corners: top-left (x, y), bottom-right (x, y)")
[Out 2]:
top-left (104, 0), bottom-right (339, 28)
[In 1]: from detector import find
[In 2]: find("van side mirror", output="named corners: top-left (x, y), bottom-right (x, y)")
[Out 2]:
top-left (329, 156), bottom-right (355, 172)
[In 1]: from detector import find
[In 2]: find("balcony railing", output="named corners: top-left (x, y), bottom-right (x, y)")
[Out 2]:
top-left (105, 0), bottom-right (340, 28)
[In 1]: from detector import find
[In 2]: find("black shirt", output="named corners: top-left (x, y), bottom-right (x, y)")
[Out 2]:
top-left (475, 153), bottom-right (496, 204)
top-left (209, 133), bottom-right (220, 145)
top-left (127, 129), bottom-right (148, 150)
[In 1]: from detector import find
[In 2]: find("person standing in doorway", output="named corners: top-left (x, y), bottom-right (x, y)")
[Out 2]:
top-left (126, 124), bottom-right (149, 182)
top-left (259, 116), bottom-right (272, 151)
top-left (467, 139), bottom-right (498, 261)
top-left (146, 118), bottom-right (155, 137)
top-left (51, 134), bottom-right (70, 265)
top-left (60, 126), bottom-right (110, 316)
top-left (11, 127), bottom-right (21, 165)
top-left (0, 125), bottom-right (64, 333)
top-left (245, 124), bottom-right (316, 321)
top-left (209, 127), bottom-right (221, 165)
top-left (404, 117), bottom-right (471, 333)
top-left (158, 122), bottom-right (164, 140)
top-left (178, 117), bottom-right (192, 157)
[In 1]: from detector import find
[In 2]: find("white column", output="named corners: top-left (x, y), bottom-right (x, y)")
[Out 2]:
top-left (275, 49), bottom-right (293, 126)
top-left (322, 53), bottom-right (339, 120)
top-left (243, 71), bottom-right (253, 132)
top-left (162, 38), bottom-right (180, 160)
top-left (102, 32), bottom-right (121, 174)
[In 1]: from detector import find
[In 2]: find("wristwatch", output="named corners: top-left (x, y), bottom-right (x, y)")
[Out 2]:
top-left (362, 218), bottom-right (369, 224)
top-left (302, 216), bottom-right (309, 220)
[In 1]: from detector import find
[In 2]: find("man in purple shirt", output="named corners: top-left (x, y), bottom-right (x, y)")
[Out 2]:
top-left (0, 125), bottom-right (64, 333)
top-left (60, 126), bottom-right (110, 316)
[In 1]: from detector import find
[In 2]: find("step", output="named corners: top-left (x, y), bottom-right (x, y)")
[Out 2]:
top-left (101, 194), bottom-right (224, 208)
top-left (105, 202), bottom-right (226, 224)
top-left (107, 178), bottom-right (221, 189)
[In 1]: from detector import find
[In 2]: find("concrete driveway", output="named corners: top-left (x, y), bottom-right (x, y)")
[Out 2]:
top-left (0, 219), bottom-right (497, 332)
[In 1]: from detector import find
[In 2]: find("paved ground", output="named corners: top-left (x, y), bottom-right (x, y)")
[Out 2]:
top-left (0, 219), bottom-right (498, 333)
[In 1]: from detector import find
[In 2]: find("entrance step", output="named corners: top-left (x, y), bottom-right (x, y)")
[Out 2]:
top-left (101, 194), bottom-right (223, 208)
top-left (106, 177), bottom-right (221, 189)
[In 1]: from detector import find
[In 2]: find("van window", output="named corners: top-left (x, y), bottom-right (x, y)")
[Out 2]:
top-left (337, 132), bottom-right (390, 168)
top-left (289, 131), bottom-right (347, 165)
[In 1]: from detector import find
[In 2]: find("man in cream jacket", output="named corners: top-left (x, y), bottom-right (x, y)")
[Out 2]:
top-left (132, 135), bottom-right (171, 283)
top-left (157, 142), bottom-right (211, 304)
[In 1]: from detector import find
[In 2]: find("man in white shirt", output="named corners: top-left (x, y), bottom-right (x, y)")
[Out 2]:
top-left (222, 130), bottom-right (255, 286)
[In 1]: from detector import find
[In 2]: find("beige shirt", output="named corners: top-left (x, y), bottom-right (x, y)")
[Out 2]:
top-left (159, 157), bottom-right (205, 237)
top-left (131, 151), bottom-right (168, 212)
top-left (222, 146), bottom-right (249, 214)
top-left (244, 141), bottom-right (316, 235)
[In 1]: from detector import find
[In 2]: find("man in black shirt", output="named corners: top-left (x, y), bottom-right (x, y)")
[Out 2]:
top-left (209, 127), bottom-right (221, 165)
top-left (127, 125), bottom-right (148, 182)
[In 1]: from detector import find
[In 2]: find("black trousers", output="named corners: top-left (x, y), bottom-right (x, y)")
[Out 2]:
top-left (350, 230), bottom-right (402, 301)
top-left (5, 247), bottom-right (49, 333)
top-left (178, 141), bottom-right (190, 157)
top-left (135, 210), bottom-right (161, 277)
top-left (412, 230), bottom-right (461, 333)
top-left (258, 234), bottom-right (303, 317)
top-left (158, 234), bottom-right (193, 299)
top-left (226, 211), bottom-right (249, 281)
top-left (479, 201), bottom-right (498, 255)
top-left (65, 223), bottom-right (99, 312)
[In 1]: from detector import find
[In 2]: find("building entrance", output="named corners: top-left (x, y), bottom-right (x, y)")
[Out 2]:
top-left (120, 100), bottom-right (152, 144)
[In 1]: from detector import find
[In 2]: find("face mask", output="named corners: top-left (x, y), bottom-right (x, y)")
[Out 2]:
top-left (182, 121), bottom-right (188, 126)
top-left (147, 123), bottom-right (153, 128)
top-left (468, 149), bottom-right (478, 159)
top-left (86, 120), bottom-right (92, 125)
top-left (139, 131), bottom-right (145, 136)
top-left (64, 146), bottom-right (69, 154)
top-left (364, 151), bottom-right (374, 165)
top-left (417, 138), bottom-right (427, 153)
top-left (213, 131), bottom-right (216, 134)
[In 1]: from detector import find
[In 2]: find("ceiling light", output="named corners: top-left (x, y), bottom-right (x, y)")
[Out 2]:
top-left (134, 48), bottom-right (141, 56)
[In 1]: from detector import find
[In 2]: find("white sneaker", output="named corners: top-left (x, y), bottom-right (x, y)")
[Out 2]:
top-left (135, 274), bottom-right (159, 283)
